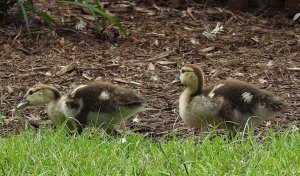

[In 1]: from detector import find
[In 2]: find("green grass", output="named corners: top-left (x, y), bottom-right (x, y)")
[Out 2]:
top-left (0, 127), bottom-right (299, 175)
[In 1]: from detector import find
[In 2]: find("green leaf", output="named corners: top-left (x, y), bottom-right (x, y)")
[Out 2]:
top-left (59, 1), bottom-right (127, 35)
top-left (37, 12), bottom-right (60, 25)
top-left (18, 0), bottom-right (30, 33)
top-left (82, 0), bottom-right (102, 32)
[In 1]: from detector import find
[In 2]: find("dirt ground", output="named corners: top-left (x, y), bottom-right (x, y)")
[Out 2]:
top-left (0, 1), bottom-right (299, 137)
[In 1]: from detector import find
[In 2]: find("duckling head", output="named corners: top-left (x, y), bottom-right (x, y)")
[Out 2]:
top-left (179, 64), bottom-right (205, 94)
top-left (16, 84), bottom-right (61, 109)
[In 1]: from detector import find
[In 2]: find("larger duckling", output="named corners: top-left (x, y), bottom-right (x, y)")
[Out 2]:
top-left (16, 81), bottom-right (146, 134)
top-left (175, 64), bottom-right (288, 132)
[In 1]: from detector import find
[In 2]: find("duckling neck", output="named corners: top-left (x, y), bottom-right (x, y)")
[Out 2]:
top-left (46, 95), bottom-right (66, 125)
top-left (180, 84), bottom-right (200, 103)
top-left (179, 78), bottom-right (204, 107)
top-left (45, 93), bottom-right (61, 105)
top-left (45, 92), bottom-right (61, 115)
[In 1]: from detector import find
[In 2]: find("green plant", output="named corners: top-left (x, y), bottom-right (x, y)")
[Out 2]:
top-left (60, 0), bottom-right (126, 35)
top-left (7, 0), bottom-right (126, 35)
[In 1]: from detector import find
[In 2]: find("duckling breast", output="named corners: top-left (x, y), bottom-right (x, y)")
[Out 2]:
top-left (47, 100), bottom-right (68, 125)
top-left (180, 95), bottom-right (224, 128)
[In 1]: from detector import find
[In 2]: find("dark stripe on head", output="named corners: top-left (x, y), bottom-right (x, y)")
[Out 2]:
top-left (33, 84), bottom-right (61, 99)
top-left (184, 64), bottom-right (205, 93)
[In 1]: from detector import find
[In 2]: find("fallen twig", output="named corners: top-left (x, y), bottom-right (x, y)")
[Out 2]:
top-left (287, 67), bottom-right (300, 71)
top-left (113, 78), bottom-right (141, 85)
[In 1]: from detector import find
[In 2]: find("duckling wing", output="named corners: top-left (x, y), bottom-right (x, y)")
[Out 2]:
top-left (113, 88), bottom-right (145, 106)
top-left (203, 80), bottom-right (284, 114)
top-left (69, 81), bottom-right (144, 113)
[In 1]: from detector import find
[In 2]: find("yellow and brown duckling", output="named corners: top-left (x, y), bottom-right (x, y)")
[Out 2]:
top-left (16, 81), bottom-right (146, 135)
top-left (16, 84), bottom-right (69, 126)
top-left (174, 64), bottom-right (288, 133)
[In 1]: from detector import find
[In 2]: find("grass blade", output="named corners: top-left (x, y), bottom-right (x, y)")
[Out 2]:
top-left (37, 12), bottom-right (60, 25)
top-left (17, 0), bottom-right (30, 33)
top-left (82, 0), bottom-right (102, 32)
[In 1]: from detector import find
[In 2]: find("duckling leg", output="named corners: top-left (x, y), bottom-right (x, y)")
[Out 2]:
top-left (104, 128), bottom-right (121, 137)
top-left (218, 101), bottom-right (238, 137)
top-left (66, 123), bottom-right (83, 135)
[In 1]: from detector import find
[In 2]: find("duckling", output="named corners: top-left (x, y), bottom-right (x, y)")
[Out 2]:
top-left (174, 64), bottom-right (288, 133)
top-left (16, 81), bottom-right (146, 135)
top-left (64, 81), bottom-right (146, 134)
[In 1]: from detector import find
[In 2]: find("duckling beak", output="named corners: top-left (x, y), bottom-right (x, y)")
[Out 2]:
top-left (172, 75), bottom-right (181, 84)
top-left (16, 99), bottom-right (30, 109)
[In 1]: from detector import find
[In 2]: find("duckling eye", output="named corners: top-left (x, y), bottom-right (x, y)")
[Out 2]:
top-left (181, 70), bottom-right (186, 74)
top-left (28, 90), bottom-right (34, 95)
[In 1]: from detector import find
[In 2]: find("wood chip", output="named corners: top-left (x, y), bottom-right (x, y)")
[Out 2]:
top-left (147, 50), bottom-right (174, 61)
top-left (114, 78), bottom-right (141, 85)
top-left (82, 73), bottom-right (92, 80)
top-left (6, 86), bottom-right (13, 93)
top-left (251, 36), bottom-right (259, 43)
top-left (156, 61), bottom-right (177, 65)
top-left (258, 78), bottom-right (267, 84)
top-left (186, 7), bottom-right (196, 21)
top-left (148, 63), bottom-right (156, 71)
top-left (56, 62), bottom-right (77, 76)
top-left (200, 46), bottom-right (215, 53)
top-left (135, 7), bottom-right (155, 15)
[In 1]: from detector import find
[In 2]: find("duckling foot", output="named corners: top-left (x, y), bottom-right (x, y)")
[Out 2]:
top-left (105, 128), bottom-right (121, 137)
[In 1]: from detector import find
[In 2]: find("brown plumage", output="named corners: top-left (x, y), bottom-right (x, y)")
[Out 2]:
top-left (176, 64), bottom-right (288, 133)
top-left (65, 81), bottom-right (146, 134)
top-left (16, 81), bottom-right (146, 134)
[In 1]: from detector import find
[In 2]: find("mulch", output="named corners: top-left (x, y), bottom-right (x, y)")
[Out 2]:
top-left (0, 1), bottom-right (299, 138)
